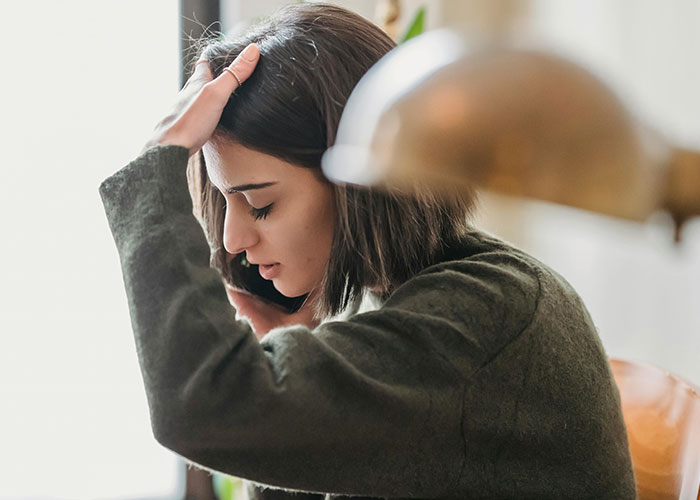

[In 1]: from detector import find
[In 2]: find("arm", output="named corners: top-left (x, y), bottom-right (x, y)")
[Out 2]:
top-left (99, 146), bottom-right (535, 497)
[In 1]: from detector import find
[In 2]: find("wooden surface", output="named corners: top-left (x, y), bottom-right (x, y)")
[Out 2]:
top-left (611, 358), bottom-right (700, 500)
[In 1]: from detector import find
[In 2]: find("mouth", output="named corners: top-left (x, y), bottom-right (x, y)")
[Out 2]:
top-left (258, 262), bottom-right (280, 280)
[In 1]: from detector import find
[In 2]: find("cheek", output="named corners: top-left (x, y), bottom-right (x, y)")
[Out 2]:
top-left (257, 214), bottom-right (324, 266)
top-left (272, 190), bottom-right (335, 273)
top-left (303, 191), bottom-right (336, 257)
top-left (293, 208), bottom-right (335, 266)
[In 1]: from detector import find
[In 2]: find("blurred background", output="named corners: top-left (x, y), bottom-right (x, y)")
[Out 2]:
top-left (1, 0), bottom-right (698, 499)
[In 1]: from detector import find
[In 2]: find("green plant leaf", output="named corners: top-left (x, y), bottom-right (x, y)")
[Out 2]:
top-left (399, 6), bottom-right (426, 44)
top-left (212, 472), bottom-right (237, 500)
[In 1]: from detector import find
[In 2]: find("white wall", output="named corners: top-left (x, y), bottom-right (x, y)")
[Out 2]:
top-left (0, 1), bottom-right (182, 498)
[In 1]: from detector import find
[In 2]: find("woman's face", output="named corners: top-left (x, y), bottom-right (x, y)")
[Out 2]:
top-left (203, 139), bottom-right (336, 298)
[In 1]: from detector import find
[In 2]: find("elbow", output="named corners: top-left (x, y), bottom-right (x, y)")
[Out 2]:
top-left (147, 381), bottom-right (216, 457)
top-left (149, 408), bottom-right (220, 464)
top-left (151, 415), bottom-right (187, 455)
top-left (151, 419), bottom-right (205, 464)
top-left (148, 405), bottom-right (201, 459)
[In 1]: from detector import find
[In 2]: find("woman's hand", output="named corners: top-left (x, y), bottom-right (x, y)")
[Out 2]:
top-left (224, 286), bottom-right (320, 341)
top-left (143, 43), bottom-right (261, 157)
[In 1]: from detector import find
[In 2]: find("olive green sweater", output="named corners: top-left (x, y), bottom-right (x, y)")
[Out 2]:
top-left (99, 145), bottom-right (636, 499)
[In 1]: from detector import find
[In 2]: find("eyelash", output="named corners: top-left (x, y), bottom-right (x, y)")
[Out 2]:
top-left (249, 203), bottom-right (273, 220)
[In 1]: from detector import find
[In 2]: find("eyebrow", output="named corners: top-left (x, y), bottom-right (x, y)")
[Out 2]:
top-left (224, 181), bottom-right (278, 194)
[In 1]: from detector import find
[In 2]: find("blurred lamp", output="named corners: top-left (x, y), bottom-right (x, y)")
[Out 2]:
top-left (322, 30), bottom-right (700, 240)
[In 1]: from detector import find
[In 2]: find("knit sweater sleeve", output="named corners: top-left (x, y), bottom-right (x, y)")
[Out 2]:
top-left (98, 145), bottom-right (538, 498)
top-left (245, 481), bottom-right (323, 500)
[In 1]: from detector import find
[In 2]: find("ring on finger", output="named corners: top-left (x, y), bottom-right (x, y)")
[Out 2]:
top-left (223, 67), bottom-right (242, 87)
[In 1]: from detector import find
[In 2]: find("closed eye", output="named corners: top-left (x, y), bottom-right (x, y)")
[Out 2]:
top-left (250, 203), bottom-right (273, 220)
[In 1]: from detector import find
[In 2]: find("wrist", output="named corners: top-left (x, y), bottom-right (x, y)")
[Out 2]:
top-left (143, 131), bottom-right (193, 157)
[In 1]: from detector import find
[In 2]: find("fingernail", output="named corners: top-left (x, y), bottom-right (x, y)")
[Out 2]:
top-left (240, 43), bottom-right (259, 62)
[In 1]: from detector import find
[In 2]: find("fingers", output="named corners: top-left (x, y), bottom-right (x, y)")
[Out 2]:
top-left (181, 53), bottom-right (213, 91)
top-left (213, 43), bottom-right (261, 92)
top-left (224, 286), bottom-right (250, 307)
top-left (193, 53), bottom-right (213, 80)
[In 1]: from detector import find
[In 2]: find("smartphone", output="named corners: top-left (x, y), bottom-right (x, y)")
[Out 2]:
top-left (226, 252), bottom-right (307, 314)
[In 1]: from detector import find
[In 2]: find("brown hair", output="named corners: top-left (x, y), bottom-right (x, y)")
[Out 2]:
top-left (188, 3), bottom-right (475, 318)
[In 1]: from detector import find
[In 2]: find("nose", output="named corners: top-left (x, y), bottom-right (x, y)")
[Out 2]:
top-left (222, 201), bottom-right (260, 255)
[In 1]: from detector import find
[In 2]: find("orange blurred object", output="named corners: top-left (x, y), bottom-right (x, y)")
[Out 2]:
top-left (323, 32), bottom-right (700, 240)
top-left (610, 359), bottom-right (700, 500)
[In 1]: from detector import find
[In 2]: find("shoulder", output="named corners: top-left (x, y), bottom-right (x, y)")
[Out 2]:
top-left (380, 230), bottom-right (543, 341)
top-left (314, 230), bottom-right (547, 375)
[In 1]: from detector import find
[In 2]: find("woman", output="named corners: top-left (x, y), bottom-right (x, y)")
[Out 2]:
top-left (99, 3), bottom-right (635, 499)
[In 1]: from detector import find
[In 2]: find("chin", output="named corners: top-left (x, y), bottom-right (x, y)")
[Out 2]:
top-left (273, 278), bottom-right (311, 298)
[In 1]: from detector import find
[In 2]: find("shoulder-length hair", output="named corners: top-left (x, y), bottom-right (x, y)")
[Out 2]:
top-left (187, 3), bottom-right (475, 318)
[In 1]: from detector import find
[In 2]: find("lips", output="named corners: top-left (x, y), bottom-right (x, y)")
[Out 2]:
top-left (258, 263), bottom-right (280, 280)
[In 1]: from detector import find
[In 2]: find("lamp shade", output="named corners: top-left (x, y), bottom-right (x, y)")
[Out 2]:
top-left (323, 30), bottom-right (699, 231)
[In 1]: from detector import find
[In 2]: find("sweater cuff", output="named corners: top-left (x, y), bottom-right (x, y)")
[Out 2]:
top-left (98, 144), bottom-right (191, 217)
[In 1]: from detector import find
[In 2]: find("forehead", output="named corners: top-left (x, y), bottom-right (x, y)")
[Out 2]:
top-left (202, 139), bottom-right (304, 189)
